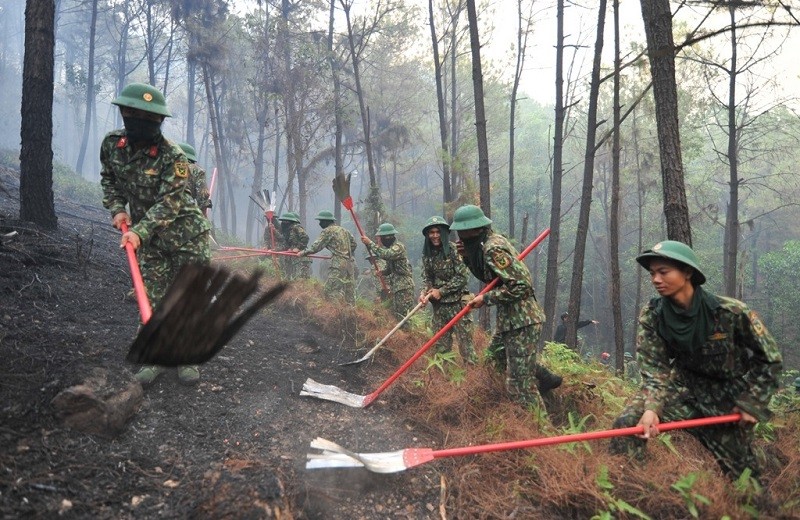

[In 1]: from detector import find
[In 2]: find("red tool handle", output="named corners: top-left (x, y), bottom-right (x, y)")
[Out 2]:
top-left (217, 246), bottom-right (330, 260)
top-left (402, 414), bottom-right (743, 469)
top-left (363, 227), bottom-right (551, 406)
top-left (265, 210), bottom-right (282, 274)
top-left (120, 222), bottom-right (152, 324)
top-left (341, 196), bottom-right (389, 294)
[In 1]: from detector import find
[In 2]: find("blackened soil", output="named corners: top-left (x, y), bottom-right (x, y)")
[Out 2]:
top-left (0, 166), bottom-right (442, 519)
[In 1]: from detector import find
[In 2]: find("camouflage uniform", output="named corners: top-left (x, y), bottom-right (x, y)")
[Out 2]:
top-left (186, 162), bottom-right (211, 214)
top-left (610, 295), bottom-right (783, 479)
top-left (464, 230), bottom-right (546, 409)
top-left (100, 131), bottom-right (211, 305)
top-left (281, 222), bottom-right (311, 280)
top-left (422, 241), bottom-right (475, 361)
top-left (367, 240), bottom-right (415, 320)
top-left (303, 225), bottom-right (356, 303)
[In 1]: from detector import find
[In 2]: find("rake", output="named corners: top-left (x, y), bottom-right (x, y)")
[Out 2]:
top-left (339, 300), bottom-right (426, 366)
top-left (306, 414), bottom-right (742, 473)
top-left (300, 227), bottom-right (551, 407)
top-left (332, 172), bottom-right (389, 295)
top-left (120, 222), bottom-right (288, 366)
top-left (217, 246), bottom-right (330, 260)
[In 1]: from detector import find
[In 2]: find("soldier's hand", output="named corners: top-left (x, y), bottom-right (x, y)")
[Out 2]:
top-left (360, 236), bottom-right (372, 246)
top-left (636, 410), bottom-right (660, 439)
top-left (120, 231), bottom-right (141, 251)
top-left (468, 294), bottom-right (485, 309)
top-left (428, 289), bottom-right (442, 301)
top-left (112, 212), bottom-right (131, 230)
top-left (732, 406), bottom-right (757, 427)
top-left (592, 320), bottom-right (599, 324)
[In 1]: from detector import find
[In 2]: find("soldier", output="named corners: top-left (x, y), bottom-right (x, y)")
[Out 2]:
top-left (795, 376), bottom-right (800, 395)
top-left (624, 351), bottom-right (640, 383)
top-left (101, 83), bottom-right (211, 386)
top-left (277, 212), bottom-right (311, 280)
top-left (361, 223), bottom-right (415, 321)
top-left (299, 210), bottom-right (356, 304)
top-left (177, 142), bottom-right (211, 216)
top-left (554, 311), bottom-right (598, 345)
top-left (609, 240), bottom-right (782, 481)
top-left (450, 205), bottom-right (561, 410)
top-left (419, 216), bottom-right (476, 363)
top-left (358, 251), bottom-right (386, 301)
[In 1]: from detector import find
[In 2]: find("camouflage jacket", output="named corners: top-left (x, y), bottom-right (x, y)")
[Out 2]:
top-left (284, 223), bottom-right (309, 251)
top-left (305, 225), bottom-right (356, 270)
top-left (100, 130), bottom-right (210, 250)
top-left (187, 162), bottom-right (211, 212)
top-left (468, 231), bottom-right (545, 332)
top-left (264, 223), bottom-right (286, 250)
top-left (422, 242), bottom-right (470, 304)
top-left (637, 295), bottom-right (782, 422)
top-left (368, 240), bottom-right (415, 292)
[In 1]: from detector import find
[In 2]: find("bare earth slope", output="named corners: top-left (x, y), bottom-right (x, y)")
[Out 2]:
top-left (0, 166), bottom-right (441, 519)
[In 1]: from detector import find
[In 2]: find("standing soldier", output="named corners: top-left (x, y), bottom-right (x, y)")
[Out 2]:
top-left (177, 142), bottom-right (211, 216)
top-left (299, 210), bottom-right (356, 303)
top-left (609, 240), bottom-right (782, 482)
top-left (277, 212), bottom-right (311, 280)
top-left (419, 216), bottom-right (476, 363)
top-left (450, 205), bottom-right (562, 411)
top-left (624, 351), bottom-right (640, 382)
top-left (101, 83), bottom-right (211, 386)
top-left (361, 223), bottom-right (415, 321)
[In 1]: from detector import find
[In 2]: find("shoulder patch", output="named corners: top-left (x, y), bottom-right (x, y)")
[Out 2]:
top-left (174, 161), bottom-right (189, 179)
top-left (748, 310), bottom-right (766, 337)
top-left (491, 249), bottom-right (512, 269)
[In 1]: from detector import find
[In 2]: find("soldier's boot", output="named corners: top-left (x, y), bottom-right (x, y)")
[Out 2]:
top-left (135, 365), bottom-right (165, 386)
top-left (535, 364), bottom-right (563, 393)
top-left (178, 365), bottom-right (200, 385)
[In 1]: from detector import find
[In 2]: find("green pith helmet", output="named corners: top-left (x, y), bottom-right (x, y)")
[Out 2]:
top-left (178, 142), bottom-right (197, 162)
top-left (278, 211), bottom-right (300, 224)
top-left (449, 204), bottom-right (492, 231)
top-left (624, 352), bottom-right (633, 360)
top-left (112, 83), bottom-right (172, 117)
top-left (279, 212), bottom-right (300, 223)
top-left (376, 223), bottom-right (398, 236)
top-left (315, 210), bottom-right (335, 221)
top-left (422, 216), bottom-right (449, 236)
top-left (795, 376), bottom-right (800, 390)
top-left (636, 240), bottom-right (706, 286)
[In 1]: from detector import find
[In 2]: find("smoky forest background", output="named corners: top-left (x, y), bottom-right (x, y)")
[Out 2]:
top-left (4, 0), bottom-right (800, 375)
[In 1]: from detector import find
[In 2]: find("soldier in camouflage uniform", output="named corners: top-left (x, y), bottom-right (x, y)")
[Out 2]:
top-left (623, 351), bottom-right (640, 383)
top-left (419, 216), bottom-right (476, 362)
top-left (276, 212), bottom-right (311, 280)
top-left (101, 83), bottom-right (211, 386)
top-left (609, 240), bottom-right (782, 481)
top-left (177, 142), bottom-right (211, 216)
top-left (361, 223), bottom-right (415, 321)
top-left (299, 210), bottom-right (356, 304)
top-left (450, 205), bottom-right (561, 410)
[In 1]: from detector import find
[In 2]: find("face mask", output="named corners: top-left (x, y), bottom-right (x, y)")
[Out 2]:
top-left (123, 116), bottom-right (162, 142)
top-left (381, 236), bottom-right (396, 247)
top-left (319, 220), bottom-right (333, 229)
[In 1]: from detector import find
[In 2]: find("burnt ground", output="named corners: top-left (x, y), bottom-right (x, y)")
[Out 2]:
top-left (0, 166), bottom-right (443, 519)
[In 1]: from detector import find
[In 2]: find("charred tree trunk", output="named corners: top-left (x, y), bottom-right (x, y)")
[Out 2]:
top-left (542, 0), bottom-right (566, 345)
top-left (565, 0), bottom-right (607, 349)
top-left (723, 5), bottom-right (739, 297)
top-left (329, 0), bottom-right (344, 222)
top-left (465, 0), bottom-right (490, 215)
top-left (75, 0), bottom-right (98, 177)
top-left (640, 0), bottom-right (692, 244)
top-left (429, 0), bottom-right (452, 206)
top-left (20, 0), bottom-right (57, 230)
top-left (610, 0), bottom-right (624, 375)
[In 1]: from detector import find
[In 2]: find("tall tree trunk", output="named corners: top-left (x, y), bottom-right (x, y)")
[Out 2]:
top-left (723, 5), bottom-right (739, 297)
top-left (75, 0), bottom-right (98, 177)
top-left (202, 64), bottom-right (228, 233)
top-left (20, 0), bottom-right (57, 229)
top-left (449, 3), bottom-right (460, 199)
top-left (465, 0), bottom-right (490, 214)
top-left (565, 0), bottom-right (607, 349)
top-left (542, 0), bottom-right (566, 344)
top-left (186, 56), bottom-right (196, 145)
top-left (329, 0), bottom-right (344, 222)
top-left (640, 0), bottom-right (692, 244)
top-left (609, 0), bottom-right (624, 375)
top-left (633, 105), bottom-right (645, 350)
top-left (508, 0), bottom-right (532, 239)
top-left (429, 0), bottom-right (452, 206)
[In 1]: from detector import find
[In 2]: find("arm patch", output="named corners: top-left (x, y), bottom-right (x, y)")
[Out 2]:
top-left (175, 161), bottom-right (189, 178)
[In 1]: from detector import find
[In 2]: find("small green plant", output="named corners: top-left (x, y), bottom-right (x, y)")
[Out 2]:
top-left (423, 351), bottom-right (466, 386)
top-left (656, 433), bottom-right (680, 457)
top-left (733, 467), bottom-right (762, 517)
top-left (670, 472), bottom-right (710, 518)
top-left (558, 411), bottom-right (594, 454)
top-left (592, 465), bottom-right (652, 520)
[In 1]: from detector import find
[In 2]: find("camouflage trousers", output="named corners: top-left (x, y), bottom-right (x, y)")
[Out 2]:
top-left (388, 287), bottom-right (415, 322)
top-left (281, 256), bottom-right (311, 281)
top-left (609, 391), bottom-right (759, 479)
top-left (486, 323), bottom-right (546, 410)
top-left (431, 298), bottom-right (476, 362)
top-left (324, 265), bottom-right (355, 305)
top-left (139, 231), bottom-right (211, 306)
